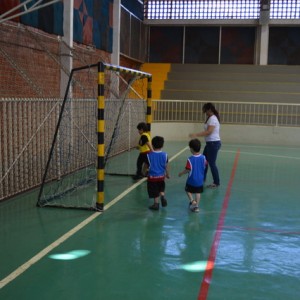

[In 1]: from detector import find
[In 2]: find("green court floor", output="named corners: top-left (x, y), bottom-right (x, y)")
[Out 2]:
top-left (0, 142), bottom-right (299, 300)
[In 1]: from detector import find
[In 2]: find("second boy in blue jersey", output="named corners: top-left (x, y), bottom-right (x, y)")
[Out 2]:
top-left (178, 139), bottom-right (206, 213)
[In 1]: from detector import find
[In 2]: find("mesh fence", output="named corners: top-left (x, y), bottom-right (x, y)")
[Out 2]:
top-left (0, 22), bottom-right (146, 203)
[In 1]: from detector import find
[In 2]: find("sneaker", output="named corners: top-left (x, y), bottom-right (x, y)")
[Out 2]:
top-left (149, 203), bottom-right (159, 210)
top-left (206, 183), bottom-right (219, 189)
top-left (161, 196), bottom-right (168, 207)
top-left (189, 201), bottom-right (197, 211)
top-left (192, 206), bottom-right (200, 213)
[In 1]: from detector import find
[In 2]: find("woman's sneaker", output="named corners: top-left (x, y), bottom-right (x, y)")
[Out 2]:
top-left (206, 183), bottom-right (219, 189)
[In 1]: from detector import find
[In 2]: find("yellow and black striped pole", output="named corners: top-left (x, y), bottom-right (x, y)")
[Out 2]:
top-left (96, 62), bottom-right (105, 211)
top-left (95, 63), bottom-right (152, 211)
top-left (146, 76), bottom-right (152, 132)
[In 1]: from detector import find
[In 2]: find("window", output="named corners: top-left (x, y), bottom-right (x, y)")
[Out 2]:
top-left (145, 0), bottom-right (260, 20)
top-left (145, 0), bottom-right (300, 20)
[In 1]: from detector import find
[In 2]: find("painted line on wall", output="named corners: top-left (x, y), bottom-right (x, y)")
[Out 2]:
top-left (0, 146), bottom-right (188, 289)
top-left (198, 149), bottom-right (240, 300)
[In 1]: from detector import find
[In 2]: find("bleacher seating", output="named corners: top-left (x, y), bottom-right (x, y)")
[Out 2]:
top-left (143, 63), bottom-right (300, 103)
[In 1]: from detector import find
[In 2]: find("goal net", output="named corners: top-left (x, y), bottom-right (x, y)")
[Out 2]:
top-left (36, 62), bottom-right (152, 211)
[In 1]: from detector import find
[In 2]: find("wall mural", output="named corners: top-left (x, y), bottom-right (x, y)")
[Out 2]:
top-left (0, 0), bottom-right (113, 52)
top-left (74, 0), bottom-right (113, 52)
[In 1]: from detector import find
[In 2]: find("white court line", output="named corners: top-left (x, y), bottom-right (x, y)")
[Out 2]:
top-left (0, 213), bottom-right (100, 289)
top-left (0, 146), bottom-right (189, 289)
top-left (221, 149), bottom-right (300, 160)
top-left (223, 144), bottom-right (300, 151)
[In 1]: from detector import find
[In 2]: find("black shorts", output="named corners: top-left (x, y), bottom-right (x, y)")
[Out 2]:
top-left (147, 181), bottom-right (165, 198)
top-left (185, 183), bottom-right (203, 194)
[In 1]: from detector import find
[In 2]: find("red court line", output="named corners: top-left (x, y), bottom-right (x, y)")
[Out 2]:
top-left (198, 149), bottom-right (240, 300)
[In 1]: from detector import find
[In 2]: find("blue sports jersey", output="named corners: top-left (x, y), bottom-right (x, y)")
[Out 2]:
top-left (147, 151), bottom-right (168, 182)
top-left (186, 154), bottom-right (206, 187)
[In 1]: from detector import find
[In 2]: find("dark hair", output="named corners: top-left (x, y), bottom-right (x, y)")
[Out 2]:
top-left (202, 102), bottom-right (220, 123)
top-left (137, 122), bottom-right (149, 131)
top-left (189, 138), bottom-right (201, 153)
top-left (152, 136), bottom-right (164, 149)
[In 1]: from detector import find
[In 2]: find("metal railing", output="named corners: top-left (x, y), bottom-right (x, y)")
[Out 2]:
top-left (152, 100), bottom-right (300, 127)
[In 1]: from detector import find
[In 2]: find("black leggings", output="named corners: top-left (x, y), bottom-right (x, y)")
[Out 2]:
top-left (136, 153), bottom-right (148, 175)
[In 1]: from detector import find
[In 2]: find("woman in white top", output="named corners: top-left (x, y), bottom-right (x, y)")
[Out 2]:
top-left (189, 103), bottom-right (221, 188)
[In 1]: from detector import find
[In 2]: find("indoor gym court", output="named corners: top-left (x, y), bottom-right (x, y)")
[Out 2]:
top-left (0, 141), bottom-right (299, 300)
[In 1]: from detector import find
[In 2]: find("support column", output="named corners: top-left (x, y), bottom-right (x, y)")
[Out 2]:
top-left (257, 25), bottom-right (269, 65)
top-left (60, 0), bottom-right (73, 97)
top-left (112, 0), bottom-right (121, 66)
top-left (147, 76), bottom-right (152, 132)
top-left (256, 0), bottom-right (270, 65)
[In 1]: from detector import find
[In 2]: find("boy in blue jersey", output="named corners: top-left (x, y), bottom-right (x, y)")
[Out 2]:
top-left (178, 139), bottom-right (206, 213)
top-left (145, 136), bottom-right (170, 210)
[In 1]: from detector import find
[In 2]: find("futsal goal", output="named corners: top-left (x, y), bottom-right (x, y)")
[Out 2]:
top-left (36, 62), bottom-right (152, 211)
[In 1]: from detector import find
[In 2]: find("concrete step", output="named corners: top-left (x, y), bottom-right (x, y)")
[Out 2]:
top-left (164, 80), bottom-right (300, 93)
top-left (170, 63), bottom-right (300, 74)
top-left (167, 71), bottom-right (300, 83)
top-left (161, 89), bottom-right (300, 103)
top-left (142, 63), bottom-right (300, 103)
